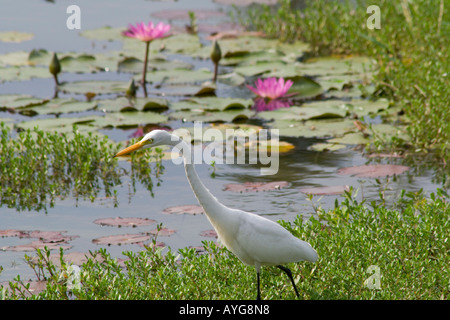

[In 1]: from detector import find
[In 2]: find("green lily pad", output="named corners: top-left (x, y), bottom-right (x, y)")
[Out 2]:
top-left (92, 111), bottom-right (168, 129)
top-left (169, 109), bottom-right (253, 123)
top-left (221, 50), bottom-right (286, 66)
top-left (0, 66), bottom-right (52, 82)
top-left (16, 116), bottom-right (98, 133)
top-left (122, 33), bottom-right (202, 57)
top-left (28, 49), bottom-right (52, 65)
top-left (97, 97), bottom-right (169, 113)
top-left (286, 76), bottom-right (323, 98)
top-left (327, 132), bottom-right (370, 145)
top-left (300, 56), bottom-right (374, 77)
top-left (170, 97), bottom-right (252, 111)
top-left (21, 98), bottom-right (98, 115)
top-left (258, 101), bottom-right (349, 122)
top-left (0, 51), bottom-right (32, 66)
top-left (79, 26), bottom-right (126, 41)
top-left (142, 68), bottom-right (213, 85)
top-left (234, 61), bottom-right (290, 77)
top-left (271, 118), bottom-right (357, 138)
top-left (0, 94), bottom-right (49, 110)
top-left (59, 80), bottom-right (128, 94)
top-left (117, 56), bottom-right (193, 73)
top-left (345, 98), bottom-right (391, 117)
top-left (217, 72), bottom-right (246, 86)
top-left (308, 143), bottom-right (347, 152)
top-left (0, 31), bottom-right (33, 43)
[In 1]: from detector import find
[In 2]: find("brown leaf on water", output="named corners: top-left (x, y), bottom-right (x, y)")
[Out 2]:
top-left (337, 164), bottom-right (410, 178)
top-left (162, 205), bottom-right (204, 215)
top-left (4, 240), bottom-right (72, 252)
top-left (200, 230), bottom-right (218, 238)
top-left (93, 217), bottom-right (156, 228)
top-left (92, 234), bottom-right (150, 246)
top-left (300, 185), bottom-right (350, 195)
top-left (0, 229), bottom-right (23, 238)
top-left (146, 228), bottom-right (176, 237)
top-left (224, 181), bottom-right (289, 193)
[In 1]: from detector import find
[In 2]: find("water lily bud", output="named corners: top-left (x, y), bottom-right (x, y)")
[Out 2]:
top-left (210, 40), bottom-right (222, 64)
top-left (49, 52), bottom-right (61, 77)
top-left (126, 79), bottom-right (137, 98)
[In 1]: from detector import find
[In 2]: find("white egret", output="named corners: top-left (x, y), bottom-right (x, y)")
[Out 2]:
top-left (115, 130), bottom-right (318, 299)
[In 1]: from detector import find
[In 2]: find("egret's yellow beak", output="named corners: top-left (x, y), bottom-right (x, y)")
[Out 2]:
top-left (114, 140), bottom-right (145, 157)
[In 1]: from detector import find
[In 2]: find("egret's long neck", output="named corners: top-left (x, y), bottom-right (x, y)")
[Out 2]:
top-left (170, 138), bottom-right (226, 218)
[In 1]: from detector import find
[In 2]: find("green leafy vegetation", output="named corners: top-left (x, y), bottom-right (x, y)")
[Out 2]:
top-left (1, 189), bottom-right (448, 299)
top-left (233, 0), bottom-right (449, 166)
top-left (0, 123), bottom-right (163, 212)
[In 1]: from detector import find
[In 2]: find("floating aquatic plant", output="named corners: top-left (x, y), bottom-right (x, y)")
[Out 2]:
top-left (122, 21), bottom-right (171, 97)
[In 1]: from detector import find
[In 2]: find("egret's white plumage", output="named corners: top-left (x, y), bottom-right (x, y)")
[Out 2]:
top-left (115, 130), bottom-right (318, 299)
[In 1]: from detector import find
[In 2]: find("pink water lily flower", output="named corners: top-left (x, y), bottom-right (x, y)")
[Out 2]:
top-left (247, 77), bottom-right (293, 100)
top-left (122, 21), bottom-right (171, 97)
top-left (123, 21), bottom-right (171, 42)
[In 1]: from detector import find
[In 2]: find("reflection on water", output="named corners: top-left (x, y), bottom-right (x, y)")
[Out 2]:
top-left (251, 97), bottom-right (293, 111)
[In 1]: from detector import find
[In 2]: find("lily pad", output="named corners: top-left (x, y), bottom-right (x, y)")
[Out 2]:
top-left (300, 56), bottom-right (374, 77)
top-left (170, 97), bottom-right (252, 111)
top-left (217, 72), bottom-right (246, 86)
top-left (224, 181), bottom-right (289, 192)
top-left (162, 205), bottom-right (204, 215)
top-left (308, 143), bottom-right (347, 152)
top-left (147, 228), bottom-right (176, 236)
top-left (79, 26), bottom-right (126, 41)
top-left (0, 31), bottom-right (33, 43)
top-left (92, 111), bottom-right (168, 129)
top-left (327, 132), bottom-right (370, 145)
top-left (97, 97), bottom-right (169, 113)
top-left (169, 109), bottom-right (253, 123)
top-left (93, 217), bottom-right (156, 227)
top-left (59, 80), bottom-right (129, 95)
top-left (271, 118), bottom-right (357, 138)
top-left (234, 61), bottom-right (290, 77)
top-left (15, 116), bottom-right (101, 136)
top-left (286, 76), bottom-right (323, 98)
top-left (258, 102), bottom-right (348, 122)
top-left (0, 94), bottom-right (49, 110)
top-left (0, 66), bottom-right (51, 82)
top-left (151, 9), bottom-right (226, 20)
top-left (22, 98), bottom-right (98, 115)
top-left (213, 0), bottom-right (278, 6)
top-left (0, 51), bottom-right (32, 66)
top-left (4, 240), bottom-right (72, 252)
top-left (117, 56), bottom-right (193, 73)
top-left (337, 164), bottom-right (410, 178)
top-left (300, 185), bottom-right (350, 195)
top-left (92, 233), bottom-right (151, 246)
top-left (143, 68), bottom-right (213, 85)
top-left (200, 230), bottom-right (218, 238)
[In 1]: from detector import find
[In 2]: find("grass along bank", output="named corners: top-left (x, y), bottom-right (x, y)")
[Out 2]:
top-left (1, 188), bottom-right (449, 299)
top-left (233, 0), bottom-right (449, 171)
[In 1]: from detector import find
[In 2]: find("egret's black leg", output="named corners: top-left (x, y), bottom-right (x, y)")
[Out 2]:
top-left (256, 271), bottom-right (261, 300)
top-left (277, 265), bottom-right (300, 298)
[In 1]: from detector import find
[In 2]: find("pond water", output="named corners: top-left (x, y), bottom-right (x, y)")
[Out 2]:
top-left (0, 0), bottom-right (443, 283)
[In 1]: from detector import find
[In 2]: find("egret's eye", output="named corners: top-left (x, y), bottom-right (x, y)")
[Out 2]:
top-left (146, 138), bottom-right (153, 144)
